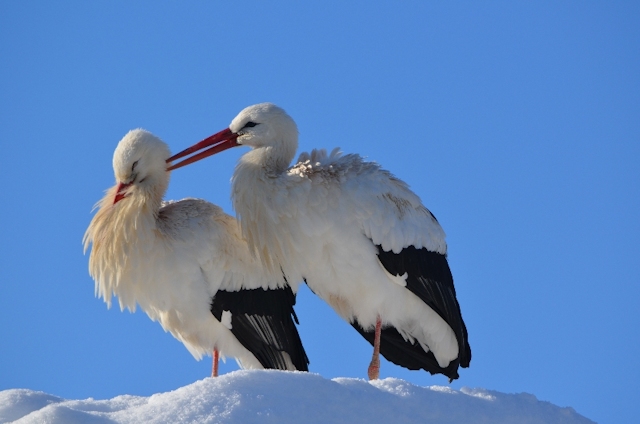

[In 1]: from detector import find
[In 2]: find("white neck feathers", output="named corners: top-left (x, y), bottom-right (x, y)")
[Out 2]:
top-left (83, 186), bottom-right (161, 310)
top-left (231, 158), bottom-right (295, 274)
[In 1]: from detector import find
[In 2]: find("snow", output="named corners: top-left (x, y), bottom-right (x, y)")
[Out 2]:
top-left (0, 371), bottom-right (595, 424)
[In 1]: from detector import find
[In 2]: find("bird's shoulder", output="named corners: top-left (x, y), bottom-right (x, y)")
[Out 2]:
top-left (287, 148), bottom-right (446, 253)
top-left (158, 198), bottom-right (231, 238)
top-left (289, 148), bottom-right (416, 199)
top-left (289, 148), bottom-right (376, 181)
top-left (160, 197), bottom-right (223, 220)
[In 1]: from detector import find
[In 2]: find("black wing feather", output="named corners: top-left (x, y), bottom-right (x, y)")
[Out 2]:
top-left (372, 244), bottom-right (471, 380)
top-left (210, 286), bottom-right (309, 371)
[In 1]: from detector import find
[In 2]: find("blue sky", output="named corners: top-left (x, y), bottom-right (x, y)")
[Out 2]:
top-left (1, 2), bottom-right (638, 423)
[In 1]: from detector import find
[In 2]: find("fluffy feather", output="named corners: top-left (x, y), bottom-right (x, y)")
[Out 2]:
top-left (227, 104), bottom-right (469, 379)
top-left (83, 129), bottom-right (308, 371)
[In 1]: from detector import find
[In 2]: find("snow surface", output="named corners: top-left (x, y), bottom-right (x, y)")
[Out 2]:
top-left (0, 370), bottom-right (595, 424)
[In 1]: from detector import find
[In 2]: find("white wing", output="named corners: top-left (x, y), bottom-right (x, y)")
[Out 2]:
top-left (289, 148), bottom-right (447, 255)
top-left (159, 199), bottom-right (287, 293)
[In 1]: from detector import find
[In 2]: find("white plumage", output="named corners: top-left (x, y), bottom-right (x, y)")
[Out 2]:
top-left (83, 129), bottom-right (308, 374)
top-left (168, 103), bottom-right (471, 380)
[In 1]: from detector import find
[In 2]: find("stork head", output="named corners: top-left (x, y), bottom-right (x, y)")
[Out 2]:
top-left (112, 129), bottom-right (171, 204)
top-left (167, 103), bottom-right (299, 172)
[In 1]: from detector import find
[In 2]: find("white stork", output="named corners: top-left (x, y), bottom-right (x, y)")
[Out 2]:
top-left (83, 129), bottom-right (309, 376)
top-left (168, 103), bottom-right (471, 381)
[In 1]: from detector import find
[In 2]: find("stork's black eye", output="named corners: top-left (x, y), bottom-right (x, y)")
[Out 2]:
top-left (132, 160), bottom-right (139, 171)
top-left (242, 122), bottom-right (259, 129)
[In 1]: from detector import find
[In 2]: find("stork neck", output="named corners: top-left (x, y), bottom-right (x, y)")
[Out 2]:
top-left (232, 156), bottom-right (275, 204)
top-left (111, 196), bottom-right (160, 246)
top-left (240, 143), bottom-right (294, 175)
top-left (231, 154), bottom-right (287, 271)
top-left (84, 185), bottom-right (164, 310)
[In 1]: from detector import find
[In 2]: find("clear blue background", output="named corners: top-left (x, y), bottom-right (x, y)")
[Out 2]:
top-left (1, 2), bottom-right (638, 423)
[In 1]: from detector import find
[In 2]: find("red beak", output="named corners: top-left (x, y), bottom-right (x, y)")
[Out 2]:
top-left (167, 128), bottom-right (239, 171)
top-left (113, 182), bottom-right (132, 204)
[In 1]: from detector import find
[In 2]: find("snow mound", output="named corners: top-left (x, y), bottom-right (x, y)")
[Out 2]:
top-left (0, 370), bottom-right (594, 424)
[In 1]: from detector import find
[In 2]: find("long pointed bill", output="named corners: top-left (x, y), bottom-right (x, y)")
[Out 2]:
top-left (167, 128), bottom-right (239, 171)
top-left (114, 182), bottom-right (131, 204)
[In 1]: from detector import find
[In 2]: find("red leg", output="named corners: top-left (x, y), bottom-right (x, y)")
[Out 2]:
top-left (212, 349), bottom-right (219, 377)
top-left (367, 316), bottom-right (382, 380)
